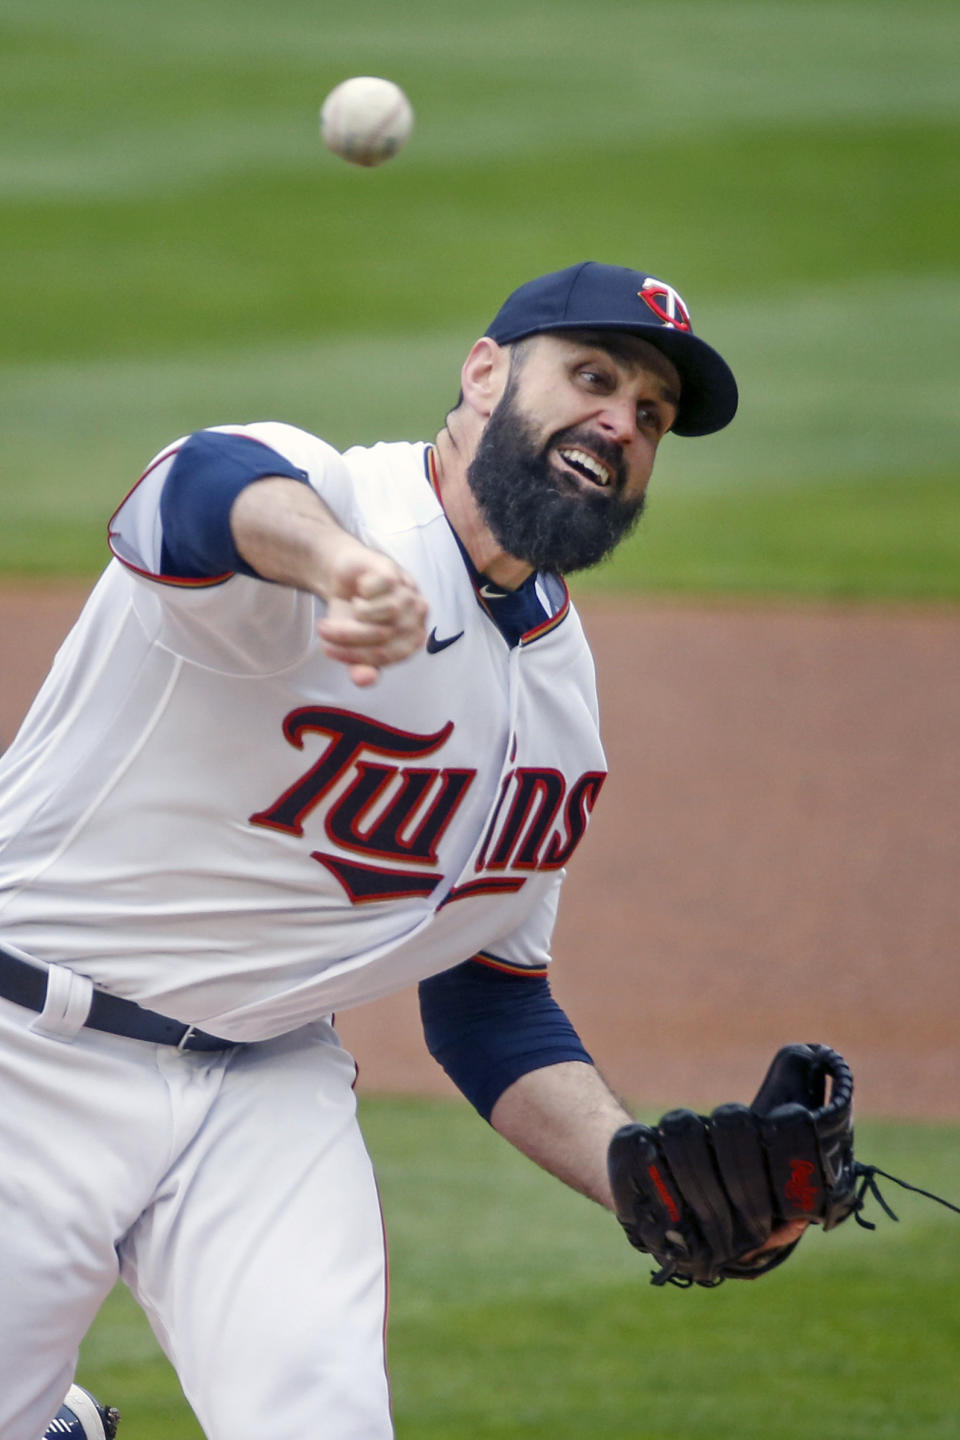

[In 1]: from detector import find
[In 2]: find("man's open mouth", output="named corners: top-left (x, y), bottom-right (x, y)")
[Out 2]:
top-left (555, 446), bottom-right (614, 489)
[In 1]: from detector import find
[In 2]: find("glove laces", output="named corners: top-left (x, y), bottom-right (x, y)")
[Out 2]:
top-left (852, 1162), bottom-right (960, 1228)
top-left (650, 1166), bottom-right (960, 1288)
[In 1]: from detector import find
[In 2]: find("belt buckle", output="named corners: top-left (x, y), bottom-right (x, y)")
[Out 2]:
top-left (176, 1024), bottom-right (201, 1053)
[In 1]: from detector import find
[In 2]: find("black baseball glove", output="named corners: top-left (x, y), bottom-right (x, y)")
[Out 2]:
top-left (608, 1042), bottom-right (960, 1288)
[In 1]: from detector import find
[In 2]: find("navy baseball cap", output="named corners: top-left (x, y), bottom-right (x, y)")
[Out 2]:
top-left (485, 262), bottom-right (738, 437)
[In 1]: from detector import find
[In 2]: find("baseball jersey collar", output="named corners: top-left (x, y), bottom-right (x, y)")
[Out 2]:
top-left (423, 446), bottom-right (570, 647)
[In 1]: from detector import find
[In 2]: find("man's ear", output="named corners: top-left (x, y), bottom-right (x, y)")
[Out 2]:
top-left (460, 337), bottom-right (510, 419)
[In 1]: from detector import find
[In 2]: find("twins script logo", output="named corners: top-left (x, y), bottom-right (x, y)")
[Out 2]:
top-left (783, 1158), bottom-right (819, 1212)
top-left (250, 706), bottom-right (605, 905)
top-left (638, 276), bottom-right (693, 332)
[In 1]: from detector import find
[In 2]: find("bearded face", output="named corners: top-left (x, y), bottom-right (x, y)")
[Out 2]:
top-left (464, 373), bottom-right (647, 576)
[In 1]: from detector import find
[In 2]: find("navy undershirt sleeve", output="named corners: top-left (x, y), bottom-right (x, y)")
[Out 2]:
top-left (159, 430), bottom-right (311, 579)
top-left (418, 957), bottom-right (593, 1122)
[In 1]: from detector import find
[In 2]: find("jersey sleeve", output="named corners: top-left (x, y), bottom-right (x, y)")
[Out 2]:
top-left (481, 867), bottom-right (564, 973)
top-left (419, 956), bottom-right (593, 1121)
top-left (108, 422), bottom-right (359, 582)
top-left (105, 422), bottom-right (361, 674)
top-left (158, 430), bottom-right (311, 581)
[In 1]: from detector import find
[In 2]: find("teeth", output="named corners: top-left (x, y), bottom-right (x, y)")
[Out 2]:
top-left (558, 447), bottom-right (611, 486)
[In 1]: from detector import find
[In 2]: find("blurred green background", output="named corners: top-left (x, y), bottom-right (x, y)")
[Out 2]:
top-left (4, 1), bottom-right (958, 1435)
top-left (2, 0), bottom-right (958, 595)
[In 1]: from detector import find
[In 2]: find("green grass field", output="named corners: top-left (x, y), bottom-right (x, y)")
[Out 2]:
top-left (5, 3), bottom-right (959, 1435)
top-left (2, 0), bottom-right (958, 595)
top-left (78, 1101), bottom-right (960, 1439)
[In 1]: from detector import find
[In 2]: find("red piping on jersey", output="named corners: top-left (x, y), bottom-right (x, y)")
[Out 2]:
top-left (107, 437), bottom-right (235, 589)
top-left (473, 950), bottom-right (549, 978)
top-left (439, 876), bottom-right (527, 906)
top-left (372, 1173), bottom-right (394, 1425)
top-left (425, 443), bottom-right (443, 501)
top-left (519, 595), bottom-right (569, 646)
top-left (108, 550), bottom-right (234, 589)
top-left (423, 446), bottom-right (571, 646)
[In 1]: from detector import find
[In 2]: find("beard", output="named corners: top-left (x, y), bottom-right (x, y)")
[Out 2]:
top-left (464, 383), bottom-right (646, 575)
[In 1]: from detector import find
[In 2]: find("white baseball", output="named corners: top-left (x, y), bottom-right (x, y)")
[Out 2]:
top-left (319, 77), bottom-right (414, 168)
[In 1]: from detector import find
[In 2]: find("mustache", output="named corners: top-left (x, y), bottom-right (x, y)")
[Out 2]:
top-left (547, 426), bottom-right (628, 492)
top-left (464, 387), bottom-right (646, 574)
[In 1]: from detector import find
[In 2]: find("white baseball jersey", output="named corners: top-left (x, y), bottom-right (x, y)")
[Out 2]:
top-left (0, 424), bottom-right (607, 1041)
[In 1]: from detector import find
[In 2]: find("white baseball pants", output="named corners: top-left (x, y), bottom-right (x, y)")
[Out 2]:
top-left (0, 996), bottom-right (392, 1439)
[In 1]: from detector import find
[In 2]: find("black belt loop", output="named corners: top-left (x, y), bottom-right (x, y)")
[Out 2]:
top-left (0, 945), bottom-right (238, 1052)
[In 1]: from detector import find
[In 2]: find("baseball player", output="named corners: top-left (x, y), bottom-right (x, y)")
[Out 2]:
top-left (0, 261), bottom-right (800, 1438)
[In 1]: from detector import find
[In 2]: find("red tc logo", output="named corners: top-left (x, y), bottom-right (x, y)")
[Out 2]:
top-left (638, 277), bottom-right (693, 331)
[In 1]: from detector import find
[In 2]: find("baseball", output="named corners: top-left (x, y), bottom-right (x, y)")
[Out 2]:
top-left (319, 76), bottom-right (414, 168)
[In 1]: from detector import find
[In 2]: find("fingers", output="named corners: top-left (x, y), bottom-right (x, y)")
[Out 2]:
top-left (346, 662), bottom-right (384, 690)
top-left (770, 1218), bottom-right (810, 1247)
top-left (315, 544), bottom-right (428, 685)
top-left (742, 1218), bottom-right (810, 1263)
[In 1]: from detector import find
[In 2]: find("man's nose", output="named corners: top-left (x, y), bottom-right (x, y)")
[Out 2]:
top-left (596, 398), bottom-right (637, 446)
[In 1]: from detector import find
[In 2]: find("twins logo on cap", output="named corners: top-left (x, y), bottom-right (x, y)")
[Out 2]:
top-left (637, 277), bottom-right (693, 332)
top-left (484, 261), bottom-right (739, 437)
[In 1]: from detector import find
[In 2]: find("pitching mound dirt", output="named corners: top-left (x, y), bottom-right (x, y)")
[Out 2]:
top-left (2, 583), bottom-right (956, 1118)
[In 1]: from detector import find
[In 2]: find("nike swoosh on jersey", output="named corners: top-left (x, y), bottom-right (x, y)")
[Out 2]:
top-left (479, 583), bottom-right (509, 599)
top-left (426, 627), bottom-right (464, 654)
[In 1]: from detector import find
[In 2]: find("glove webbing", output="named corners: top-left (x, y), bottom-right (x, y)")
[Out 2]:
top-left (649, 1237), bottom-right (800, 1290)
top-left (652, 1167), bottom-right (960, 1289)
top-left (852, 1163), bottom-right (960, 1229)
